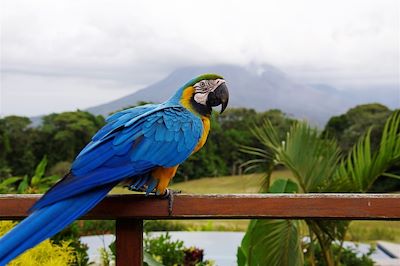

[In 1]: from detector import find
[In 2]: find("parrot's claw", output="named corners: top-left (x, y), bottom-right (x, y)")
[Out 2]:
top-left (125, 183), bottom-right (180, 215)
top-left (160, 189), bottom-right (181, 215)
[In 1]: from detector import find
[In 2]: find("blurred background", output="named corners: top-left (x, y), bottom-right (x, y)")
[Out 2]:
top-left (1, 0), bottom-right (398, 121)
top-left (0, 1), bottom-right (399, 265)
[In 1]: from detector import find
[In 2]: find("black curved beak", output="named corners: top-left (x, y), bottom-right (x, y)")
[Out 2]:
top-left (206, 83), bottom-right (229, 114)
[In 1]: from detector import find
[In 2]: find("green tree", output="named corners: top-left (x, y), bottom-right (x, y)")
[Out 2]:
top-left (0, 116), bottom-right (37, 176)
top-left (37, 111), bottom-right (105, 167)
top-left (323, 103), bottom-right (392, 153)
top-left (215, 108), bottom-right (259, 175)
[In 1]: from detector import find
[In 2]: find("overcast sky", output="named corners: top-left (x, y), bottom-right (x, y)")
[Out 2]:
top-left (1, 0), bottom-right (399, 116)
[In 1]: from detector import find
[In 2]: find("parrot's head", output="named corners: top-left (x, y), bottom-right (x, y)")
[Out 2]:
top-left (177, 74), bottom-right (229, 116)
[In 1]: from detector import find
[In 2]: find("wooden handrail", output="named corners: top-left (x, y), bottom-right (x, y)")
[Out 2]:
top-left (1, 193), bottom-right (399, 220)
top-left (1, 194), bottom-right (399, 266)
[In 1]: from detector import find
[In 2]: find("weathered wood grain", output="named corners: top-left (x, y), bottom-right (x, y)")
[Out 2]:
top-left (0, 194), bottom-right (399, 220)
top-left (116, 219), bottom-right (143, 266)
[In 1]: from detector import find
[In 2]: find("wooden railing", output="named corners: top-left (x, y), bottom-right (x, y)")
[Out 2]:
top-left (1, 194), bottom-right (400, 265)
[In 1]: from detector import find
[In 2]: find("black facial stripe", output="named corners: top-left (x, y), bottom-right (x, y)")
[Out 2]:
top-left (190, 94), bottom-right (212, 116)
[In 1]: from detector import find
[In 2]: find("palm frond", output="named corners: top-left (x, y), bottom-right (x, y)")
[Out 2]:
top-left (333, 110), bottom-right (400, 192)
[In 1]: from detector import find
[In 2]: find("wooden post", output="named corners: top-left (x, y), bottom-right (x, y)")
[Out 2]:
top-left (116, 219), bottom-right (143, 266)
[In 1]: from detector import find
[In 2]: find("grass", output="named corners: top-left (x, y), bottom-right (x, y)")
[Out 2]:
top-left (347, 221), bottom-right (400, 242)
top-left (171, 170), bottom-right (293, 194)
top-left (111, 171), bottom-right (400, 242)
top-left (111, 169), bottom-right (293, 195)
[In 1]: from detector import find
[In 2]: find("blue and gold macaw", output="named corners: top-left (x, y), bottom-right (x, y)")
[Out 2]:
top-left (0, 74), bottom-right (229, 264)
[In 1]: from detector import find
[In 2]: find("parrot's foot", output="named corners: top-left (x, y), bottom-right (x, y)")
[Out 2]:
top-left (160, 189), bottom-right (181, 216)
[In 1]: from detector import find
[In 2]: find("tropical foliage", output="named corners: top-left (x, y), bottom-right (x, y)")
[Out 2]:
top-left (238, 110), bottom-right (400, 266)
top-left (0, 156), bottom-right (59, 194)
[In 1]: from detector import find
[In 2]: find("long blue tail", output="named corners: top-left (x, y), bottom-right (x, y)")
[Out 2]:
top-left (0, 184), bottom-right (113, 265)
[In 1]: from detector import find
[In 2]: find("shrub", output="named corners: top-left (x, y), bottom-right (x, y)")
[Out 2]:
top-left (51, 222), bottom-right (90, 265)
top-left (143, 233), bottom-right (214, 266)
top-left (0, 221), bottom-right (75, 266)
top-left (144, 232), bottom-right (185, 265)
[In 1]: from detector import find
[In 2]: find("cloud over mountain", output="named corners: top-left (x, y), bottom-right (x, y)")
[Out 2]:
top-left (87, 64), bottom-right (399, 126)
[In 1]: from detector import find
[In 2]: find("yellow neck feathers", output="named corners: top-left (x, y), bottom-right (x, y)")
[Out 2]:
top-left (179, 86), bottom-right (196, 112)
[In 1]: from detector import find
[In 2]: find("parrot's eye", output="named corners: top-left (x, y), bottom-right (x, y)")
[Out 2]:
top-left (200, 81), bottom-right (206, 88)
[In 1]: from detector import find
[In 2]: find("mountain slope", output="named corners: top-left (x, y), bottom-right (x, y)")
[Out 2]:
top-left (86, 64), bottom-right (395, 126)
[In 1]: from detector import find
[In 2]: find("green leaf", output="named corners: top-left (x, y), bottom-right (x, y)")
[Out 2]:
top-left (0, 177), bottom-right (22, 193)
top-left (246, 120), bottom-right (341, 192)
top-left (143, 251), bottom-right (163, 266)
top-left (268, 178), bottom-right (298, 193)
top-left (0, 177), bottom-right (21, 186)
top-left (17, 175), bottom-right (29, 193)
top-left (382, 172), bottom-right (400, 180)
top-left (41, 175), bottom-right (60, 183)
top-left (31, 156), bottom-right (48, 185)
top-left (238, 219), bottom-right (304, 266)
top-left (237, 179), bottom-right (302, 266)
top-left (237, 246), bottom-right (247, 266)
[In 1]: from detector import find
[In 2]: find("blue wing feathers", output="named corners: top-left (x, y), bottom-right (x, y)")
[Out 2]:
top-left (72, 141), bottom-right (114, 174)
top-left (32, 165), bottom-right (138, 210)
top-left (177, 136), bottom-right (187, 153)
top-left (0, 102), bottom-right (205, 265)
top-left (130, 173), bottom-right (151, 190)
top-left (174, 130), bottom-right (182, 141)
top-left (35, 105), bottom-right (203, 210)
top-left (93, 104), bottom-right (157, 142)
top-left (155, 124), bottom-right (166, 141)
top-left (143, 123), bottom-right (157, 137)
top-left (105, 104), bottom-right (157, 123)
top-left (153, 142), bottom-right (179, 164)
top-left (164, 129), bottom-right (175, 142)
top-left (103, 153), bottom-right (132, 167)
top-left (146, 179), bottom-right (158, 194)
top-left (113, 126), bottom-right (142, 146)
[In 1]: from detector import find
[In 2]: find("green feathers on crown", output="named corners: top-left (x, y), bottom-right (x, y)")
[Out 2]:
top-left (186, 73), bottom-right (224, 87)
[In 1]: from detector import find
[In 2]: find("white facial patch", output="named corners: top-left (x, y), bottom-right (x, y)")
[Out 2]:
top-left (193, 79), bottom-right (225, 105)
